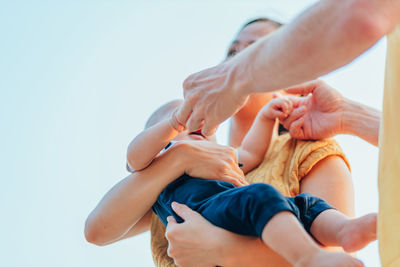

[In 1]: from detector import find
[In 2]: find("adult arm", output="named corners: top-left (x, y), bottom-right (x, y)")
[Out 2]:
top-left (178, 0), bottom-right (399, 136)
top-left (85, 141), bottom-right (246, 246)
top-left (165, 203), bottom-right (291, 267)
top-left (165, 157), bottom-right (354, 266)
top-left (282, 80), bottom-right (381, 147)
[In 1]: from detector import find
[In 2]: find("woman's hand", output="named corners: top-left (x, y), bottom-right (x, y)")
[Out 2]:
top-left (174, 140), bottom-right (247, 187)
top-left (165, 202), bottom-right (289, 267)
top-left (165, 202), bottom-right (230, 267)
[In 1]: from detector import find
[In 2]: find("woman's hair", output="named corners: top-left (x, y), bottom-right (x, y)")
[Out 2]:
top-left (241, 17), bottom-right (284, 31)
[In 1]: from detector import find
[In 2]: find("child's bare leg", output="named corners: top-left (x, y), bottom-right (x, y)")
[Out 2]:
top-left (261, 211), bottom-right (364, 267)
top-left (310, 209), bottom-right (377, 252)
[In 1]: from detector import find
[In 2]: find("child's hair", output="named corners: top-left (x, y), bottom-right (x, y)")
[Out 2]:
top-left (145, 99), bottom-right (183, 129)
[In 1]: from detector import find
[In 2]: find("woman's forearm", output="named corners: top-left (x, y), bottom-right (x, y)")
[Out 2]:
top-left (341, 98), bottom-right (381, 147)
top-left (85, 146), bottom-right (185, 246)
top-left (218, 229), bottom-right (291, 267)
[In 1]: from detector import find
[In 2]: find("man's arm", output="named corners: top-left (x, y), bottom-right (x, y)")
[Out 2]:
top-left (238, 0), bottom-right (399, 95)
top-left (178, 0), bottom-right (399, 136)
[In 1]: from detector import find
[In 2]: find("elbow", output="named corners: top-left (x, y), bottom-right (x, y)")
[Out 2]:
top-left (126, 159), bottom-right (146, 172)
top-left (84, 217), bottom-right (108, 246)
top-left (346, 0), bottom-right (394, 42)
top-left (127, 150), bottom-right (146, 172)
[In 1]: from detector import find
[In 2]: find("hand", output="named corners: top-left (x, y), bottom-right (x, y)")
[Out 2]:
top-left (165, 202), bottom-right (226, 267)
top-left (281, 80), bottom-right (345, 140)
top-left (177, 60), bottom-right (249, 136)
top-left (175, 140), bottom-right (247, 187)
top-left (260, 94), bottom-right (301, 121)
top-left (169, 106), bottom-right (187, 132)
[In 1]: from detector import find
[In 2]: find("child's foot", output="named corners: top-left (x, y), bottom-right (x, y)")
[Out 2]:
top-left (295, 250), bottom-right (364, 267)
top-left (338, 213), bottom-right (377, 252)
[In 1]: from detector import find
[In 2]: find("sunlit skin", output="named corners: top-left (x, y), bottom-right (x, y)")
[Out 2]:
top-left (226, 21), bottom-right (279, 148)
top-left (165, 20), bottom-right (357, 267)
top-left (85, 19), bottom-right (361, 267)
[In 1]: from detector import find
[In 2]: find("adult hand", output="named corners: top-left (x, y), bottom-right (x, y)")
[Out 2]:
top-left (177, 60), bottom-right (249, 137)
top-left (174, 140), bottom-right (247, 187)
top-left (165, 202), bottom-right (226, 267)
top-left (281, 80), bottom-right (346, 140)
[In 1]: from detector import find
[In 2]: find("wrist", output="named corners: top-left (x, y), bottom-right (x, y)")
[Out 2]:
top-left (169, 109), bottom-right (186, 132)
top-left (340, 98), bottom-right (364, 135)
top-left (228, 53), bottom-right (254, 98)
top-left (340, 97), bottom-right (380, 146)
top-left (161, 143), bottom-right (189, 180)
top-left (170, 141), bottom-right (192, 173)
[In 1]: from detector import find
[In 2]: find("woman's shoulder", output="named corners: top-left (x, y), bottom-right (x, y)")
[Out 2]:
top-left (272, 133), bottom-right (351, 179)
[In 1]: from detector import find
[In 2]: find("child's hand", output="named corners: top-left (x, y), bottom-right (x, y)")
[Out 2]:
top-left (261, 94), bottom-right (301, 121)
top-left (170, 106), bottom-right (187, 132)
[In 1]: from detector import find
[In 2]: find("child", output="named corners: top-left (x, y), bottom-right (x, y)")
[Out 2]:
top-left (127, 97), bottom-right (376, 267)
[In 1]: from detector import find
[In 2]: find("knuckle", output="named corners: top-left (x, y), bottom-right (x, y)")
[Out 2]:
top-left (315, 79), bottom-right (324, 86)
top-left (183, 75), bottom-right (194, 90)
top-left (165, 229), bottom-right (175, 241)
top-left (167, 246), bottom-right (176, 258)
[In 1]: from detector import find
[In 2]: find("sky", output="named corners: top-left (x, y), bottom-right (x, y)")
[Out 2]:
top-left (0, 1), bottom-right (386, 266)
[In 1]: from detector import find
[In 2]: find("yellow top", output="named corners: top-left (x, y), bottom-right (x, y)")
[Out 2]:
top-left (150, 133), bottom-right (350, 266)
top-left (378, 25), bottom-right (400, 267)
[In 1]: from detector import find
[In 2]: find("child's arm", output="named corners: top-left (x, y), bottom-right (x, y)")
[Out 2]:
top-left (238, 96), bottom-right (298, 173)
top-left (127, 108), bottom-right (184, 171)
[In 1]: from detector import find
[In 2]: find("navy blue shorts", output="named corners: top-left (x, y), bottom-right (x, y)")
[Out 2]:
top-left (152, 174), bottom-right (334, 238)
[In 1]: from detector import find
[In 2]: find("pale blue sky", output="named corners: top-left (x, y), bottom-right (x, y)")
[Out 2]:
top-left (1, 1), bottom-right (385, 266)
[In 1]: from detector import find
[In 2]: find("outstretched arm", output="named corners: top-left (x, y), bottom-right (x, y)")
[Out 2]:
top-left (85, 146), bottom-right (186, 246)
top-left (85, 141), bottom-right (246, 246)
top-left (178, 0), bottom-right (399, 136)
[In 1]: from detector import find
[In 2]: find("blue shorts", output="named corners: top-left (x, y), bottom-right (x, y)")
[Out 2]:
top-left (152, 174), bottom-right (334, 238)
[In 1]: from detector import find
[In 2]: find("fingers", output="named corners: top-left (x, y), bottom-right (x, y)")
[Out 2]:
top-left (171, 202), bottom-right (197, 221)
top-left (186, 109), bottom-right (204, 132)
top-left (201, 120), bottom-right (218, 137)
top-left (281, 106), bottom-right (307, 130)
top-left (272, 92), bottom-right (283, 99)
top-left (288, 118), bottom-right (305, 139)
top-left (170, 108), bottom-right (186, 132)
top-left (166, 216), bottom-right (177, 225)
top-left (225, 171), bottom-right (248, 187)
top-left (284, 80), bottom-right (320, 95)
top-left (232, 165), bottom-right (248, 186)
top-left (176, 100), bottom-right (192, 127)
top-left (269, 109), bottom-right (289, 120)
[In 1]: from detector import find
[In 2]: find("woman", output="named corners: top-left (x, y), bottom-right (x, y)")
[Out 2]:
top-left (85, 18), bottom-right (354, 267)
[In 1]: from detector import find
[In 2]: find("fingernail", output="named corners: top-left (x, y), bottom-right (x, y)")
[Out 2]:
top-left (167, 216), bottom-right (172, 222)
top-left (171, 202), bottom-right (177, 209)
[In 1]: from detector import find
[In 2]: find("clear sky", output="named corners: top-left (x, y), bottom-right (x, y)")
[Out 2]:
top-left (1, 1), bottom-right (385, 266)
